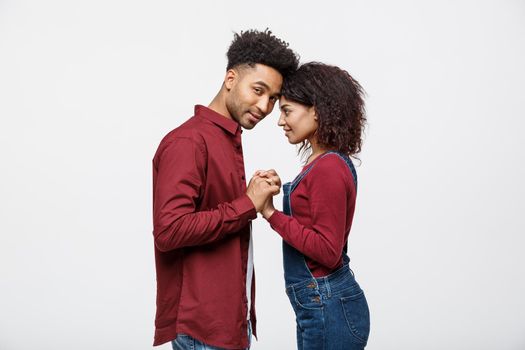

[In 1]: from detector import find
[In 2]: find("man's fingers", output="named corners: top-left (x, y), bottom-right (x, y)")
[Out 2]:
top-left (268, 175), bottom-right (281, 187)
top-left (269, 185), bottom-right (281, 195)
top-left (264, 178), bottom-right (274, 186)
top-left (255, 177), bottom-right (270, 185)
top-left (254, 169), bottom-right (278, 179)
top-left (264, 185), bottom-right (280, 195)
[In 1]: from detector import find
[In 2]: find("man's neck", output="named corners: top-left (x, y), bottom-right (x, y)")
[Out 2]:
top-left (208, 91), bottom-right (232, 120)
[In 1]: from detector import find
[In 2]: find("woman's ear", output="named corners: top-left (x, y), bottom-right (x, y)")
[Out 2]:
top-left (310, 106), bottom-right (318, 121)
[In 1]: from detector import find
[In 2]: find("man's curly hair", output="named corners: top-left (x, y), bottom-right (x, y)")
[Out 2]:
top-left (226, 29), bottom-right (299, 77)
top-left (281, 62), bottom-right (367, 157)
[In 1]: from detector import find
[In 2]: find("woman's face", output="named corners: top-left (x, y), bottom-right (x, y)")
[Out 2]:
top-left (278, 96), bottom-right (318, 144)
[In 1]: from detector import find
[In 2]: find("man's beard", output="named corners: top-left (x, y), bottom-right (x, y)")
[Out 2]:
top-left (226, 97), bottom-right (253, 129)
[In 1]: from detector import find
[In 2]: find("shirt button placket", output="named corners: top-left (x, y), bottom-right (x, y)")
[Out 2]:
top-left (234, 132), bottom-right (246, 191)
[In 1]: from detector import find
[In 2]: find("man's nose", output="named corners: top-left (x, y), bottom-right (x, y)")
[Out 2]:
top-left (256, 97), bottom-right (271, 116)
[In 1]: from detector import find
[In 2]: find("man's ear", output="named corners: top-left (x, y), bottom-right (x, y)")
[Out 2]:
top-left (224, 69), bottom-right (237, 91)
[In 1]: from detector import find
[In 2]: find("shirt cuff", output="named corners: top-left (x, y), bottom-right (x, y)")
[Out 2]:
top-left (267, 210), bottom-right (287, 226)
top-left (232, 194), bottom-right (257, 220)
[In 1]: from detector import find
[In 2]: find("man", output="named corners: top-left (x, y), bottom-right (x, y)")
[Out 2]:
top-left (152, 29), bottom-right (299, 349)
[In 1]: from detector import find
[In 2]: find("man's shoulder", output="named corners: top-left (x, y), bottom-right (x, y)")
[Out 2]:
top-left (159, 115), bottom-right (206, 146)
top-left (154, 108), bottom-right (230, 161)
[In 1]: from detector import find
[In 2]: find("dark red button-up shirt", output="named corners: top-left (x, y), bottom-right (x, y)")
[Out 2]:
top-left (152, 105), bottom-right (257, 348)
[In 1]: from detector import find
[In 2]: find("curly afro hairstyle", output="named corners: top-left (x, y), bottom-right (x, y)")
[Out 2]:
top-left (226, 29), bottom-right (299, 78)
top-left (281, 62), bottom-right (367, 157)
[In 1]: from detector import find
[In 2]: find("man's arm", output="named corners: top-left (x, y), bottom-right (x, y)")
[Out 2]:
top-left (152, 137), bottom-right (256, 252)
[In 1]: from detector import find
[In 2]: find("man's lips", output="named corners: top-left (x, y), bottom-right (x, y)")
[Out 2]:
top-left (248, 112), bottom-right (262, 120)
top-left (247, 112), bottom-right (262, 124)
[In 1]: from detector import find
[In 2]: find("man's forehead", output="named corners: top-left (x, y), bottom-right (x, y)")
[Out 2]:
top-left (239, 63), bottom-right (281, 79)
top-left (241, 64), bottom-right (282, 92)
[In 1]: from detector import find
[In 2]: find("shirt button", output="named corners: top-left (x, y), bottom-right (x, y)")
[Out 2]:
top-left (241, 175), bottom-right (245, 180)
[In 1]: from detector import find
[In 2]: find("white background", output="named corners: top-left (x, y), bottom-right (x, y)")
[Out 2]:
top-left (1, 0), bottom-right (524, 349)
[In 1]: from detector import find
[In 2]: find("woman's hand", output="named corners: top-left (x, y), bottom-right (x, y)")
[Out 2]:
top-left (252, 169), bottom-right (281, 219)
top-left (261, 194), bottom-right (276, 219)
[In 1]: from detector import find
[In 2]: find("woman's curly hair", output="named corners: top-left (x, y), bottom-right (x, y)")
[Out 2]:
top-left (226, 29), bottom-right (299, 78)
top-left (281, 62), bottom-right (367, 158)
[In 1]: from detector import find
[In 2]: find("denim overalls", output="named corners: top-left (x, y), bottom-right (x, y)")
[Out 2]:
top-left (282, 151), bottom-right (370, 350)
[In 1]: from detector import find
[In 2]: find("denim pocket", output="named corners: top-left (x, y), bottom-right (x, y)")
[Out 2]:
top-left (340, 290), bottom-right (370, 344)
top-left (171, 334), bottom-right (193, 350)
top-left (289, 286), bottom-right (324, 311)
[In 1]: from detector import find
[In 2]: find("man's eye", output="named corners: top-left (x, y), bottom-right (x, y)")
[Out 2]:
top-left (254, 88), bottom-right (262, 95)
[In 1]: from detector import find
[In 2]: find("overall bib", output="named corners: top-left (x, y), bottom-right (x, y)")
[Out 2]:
top-left (282, 152), bottom-right (370, 350)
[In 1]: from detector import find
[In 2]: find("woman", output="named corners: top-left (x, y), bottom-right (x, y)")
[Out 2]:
top-left (258, 62), bottom-right (370, 349)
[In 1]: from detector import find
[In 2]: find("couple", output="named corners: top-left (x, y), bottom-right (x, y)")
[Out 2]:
top-left (152, 29), bottom-right (370, 350)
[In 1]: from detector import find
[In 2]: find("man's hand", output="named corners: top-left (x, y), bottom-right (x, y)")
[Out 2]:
top-left (246, 175), bottom-right (280, 212)
top-left (253, 169), bottom-right (282, 189)
top-left (249, 169), bottom-right (281, 217)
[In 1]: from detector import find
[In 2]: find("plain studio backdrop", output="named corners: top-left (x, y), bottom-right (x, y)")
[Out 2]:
top-left (1, 0), bottom-right (524, 349)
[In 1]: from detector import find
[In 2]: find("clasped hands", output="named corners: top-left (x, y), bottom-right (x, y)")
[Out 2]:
top-left (245, 169), bottom-right (281, 219)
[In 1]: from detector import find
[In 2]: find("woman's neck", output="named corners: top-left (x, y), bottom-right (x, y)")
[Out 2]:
top-left (305, 139), bottom-right (328, 166)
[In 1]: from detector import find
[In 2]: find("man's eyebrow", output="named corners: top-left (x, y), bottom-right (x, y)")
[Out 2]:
top-left (254, 81), bottom-right (281, 97)
top-left (253, 81), bottom-right (270, 90)
top-left (254, 80), bottom-right (281, 96)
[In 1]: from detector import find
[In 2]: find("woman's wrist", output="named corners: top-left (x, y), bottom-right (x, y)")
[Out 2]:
top-left (262, 207), bottom-right (276, 220)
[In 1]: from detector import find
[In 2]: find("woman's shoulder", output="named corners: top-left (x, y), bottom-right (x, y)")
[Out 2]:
top-left (306, 152), bottom-right (355, 181)
top-left (318, 152), bottom-right (353, 170)
top-left (300, 153), bottom-right (356, 198)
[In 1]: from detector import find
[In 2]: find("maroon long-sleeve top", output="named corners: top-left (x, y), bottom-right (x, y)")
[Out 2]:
top-left (152, 105), bottom-right (257, 349)
top-left (267, 154), bottom-right (357, 277)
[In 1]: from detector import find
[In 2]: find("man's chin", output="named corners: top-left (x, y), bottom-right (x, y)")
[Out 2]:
top-left (240, 119), bottom-right (257, 130)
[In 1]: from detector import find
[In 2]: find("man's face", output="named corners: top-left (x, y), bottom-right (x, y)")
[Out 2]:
top-left (225, 64), bottom-right (283, 129)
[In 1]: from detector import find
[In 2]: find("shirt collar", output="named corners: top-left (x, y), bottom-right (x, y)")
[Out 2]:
top-left (195, 105), bottom-right (240, 136)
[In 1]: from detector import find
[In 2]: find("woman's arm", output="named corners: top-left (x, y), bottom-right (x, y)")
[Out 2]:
top-left (266, 157), bottom-right (354, 269)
